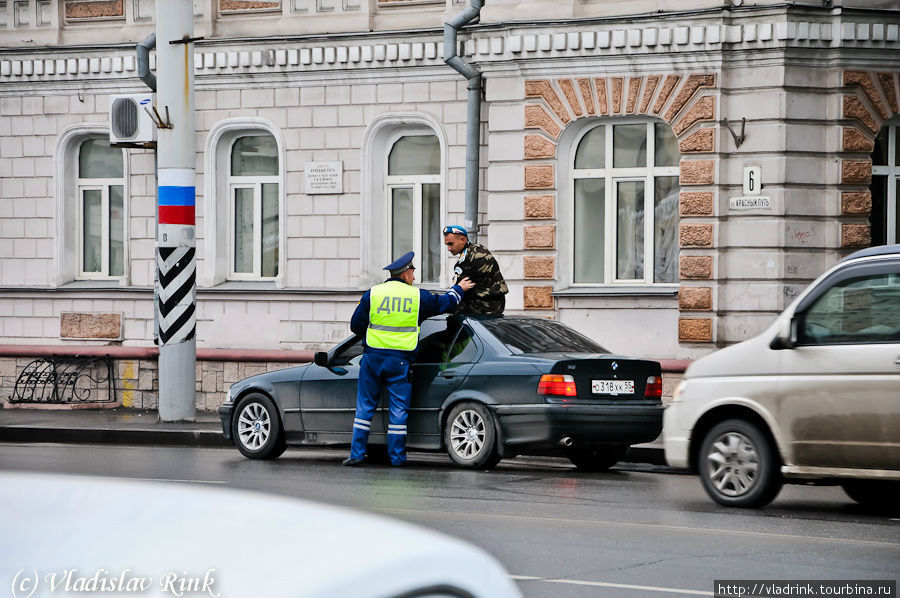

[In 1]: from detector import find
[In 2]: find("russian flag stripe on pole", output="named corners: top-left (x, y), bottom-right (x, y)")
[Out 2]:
top-left (159, 205), bottom-right (195, 225)
top-left (158, 169), bottom-right (195, 226)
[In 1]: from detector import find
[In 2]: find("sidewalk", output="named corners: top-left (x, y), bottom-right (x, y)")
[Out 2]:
top-left (0, 407), bottom-right (227, 447)
top-left (0, 406), bottom-right (667, 466)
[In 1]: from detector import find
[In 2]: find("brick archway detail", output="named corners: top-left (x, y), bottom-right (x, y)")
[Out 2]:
top-left (521, 73), bottom-right (718, 344)
top-left (840, 70), bottom-right (900, 249)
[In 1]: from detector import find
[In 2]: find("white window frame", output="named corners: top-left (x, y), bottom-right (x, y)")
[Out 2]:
top-left (361, 114), bottom-right (448, 289)
top-left (227, 165), bottom-right (280, 281)
top-left (203, 119), bottom-right (285, 288)
top-left (872, 122), bottom-right (898, 244)
top-left (384, 131), bottom-right (443, 283)
top-left (571, 119), bottom-right (680, 286)
top-left (75, 144), bottom-right (126, 281)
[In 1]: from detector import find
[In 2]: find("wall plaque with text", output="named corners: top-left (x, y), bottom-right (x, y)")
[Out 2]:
top-left (304, 161), bottom-right (343, 194)
top-left (729, 196), bottom-right (772, 210)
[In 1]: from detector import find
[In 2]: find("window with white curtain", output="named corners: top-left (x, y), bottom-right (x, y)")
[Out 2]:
top-left (871, 120), bottom-right (899, 246)
top-left (386, 135), bottom-right (441, 284)
top-left (229, 135), bottom-right (279, 279)
top-left (77, 138), bottom-right (125, 279)
top-left (572, 120), bottom-right (680, 285)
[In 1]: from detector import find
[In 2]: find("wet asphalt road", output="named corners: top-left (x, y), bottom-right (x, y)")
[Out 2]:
top-left (1, 442), bottom-right (898, 598)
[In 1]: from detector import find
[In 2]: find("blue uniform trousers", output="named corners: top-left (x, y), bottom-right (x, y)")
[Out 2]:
top-left (350, 351), bottom-right (411, 465)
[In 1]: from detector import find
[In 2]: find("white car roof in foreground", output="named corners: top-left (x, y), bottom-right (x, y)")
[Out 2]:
top-left (0, 472), bottom-right (521, 598)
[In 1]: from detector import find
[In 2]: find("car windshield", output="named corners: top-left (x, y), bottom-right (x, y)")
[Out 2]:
top-left (480, 318), bottom-right (608, 354)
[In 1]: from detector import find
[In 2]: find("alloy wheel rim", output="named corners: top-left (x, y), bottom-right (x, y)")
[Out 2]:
top-left (450, 409), bottom-right (486, 460)
top-left (237, 402), bottom-right (270, 450)
top-left (706, 431), bottom-right (759, 497)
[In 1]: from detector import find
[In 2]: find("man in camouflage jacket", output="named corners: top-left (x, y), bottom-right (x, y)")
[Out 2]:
top-left (443, 225), bottom-right (509, 315)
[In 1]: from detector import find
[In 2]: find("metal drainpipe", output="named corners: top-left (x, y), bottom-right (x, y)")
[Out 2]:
top-left (444, 0), bottom-right (483, 242)
top-left (136, 32), bottom-right (158, 342)
top-left (137, 33), bottom-right (157, 92)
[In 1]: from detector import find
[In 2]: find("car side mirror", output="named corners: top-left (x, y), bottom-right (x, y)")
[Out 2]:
top-left (314, 351), bottom-right (329, 367)
top-left (769, 316), bottom-right (797, 350)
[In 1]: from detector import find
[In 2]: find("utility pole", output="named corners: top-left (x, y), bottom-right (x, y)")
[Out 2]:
top-left (155, 0), bottom-right (197, 421)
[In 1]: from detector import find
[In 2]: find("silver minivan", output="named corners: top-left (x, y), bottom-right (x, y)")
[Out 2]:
top-left (664, 244), bottom-right (900, 508)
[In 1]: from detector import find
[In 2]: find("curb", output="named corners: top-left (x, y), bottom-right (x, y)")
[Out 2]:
top-left (0, 425), bottom-right (667, 466)
top-left (0, 426), bottom-right (230, 448)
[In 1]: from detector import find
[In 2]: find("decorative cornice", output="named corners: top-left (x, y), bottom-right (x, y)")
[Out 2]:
top-left (1, 19), bottom-right (899, 82)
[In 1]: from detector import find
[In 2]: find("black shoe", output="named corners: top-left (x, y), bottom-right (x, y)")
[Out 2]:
top-left (342, 457), bottom-right (365, 466)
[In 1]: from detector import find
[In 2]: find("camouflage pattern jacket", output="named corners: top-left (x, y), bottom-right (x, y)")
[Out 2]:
top-left (452, 242), bottom-right (509, 315)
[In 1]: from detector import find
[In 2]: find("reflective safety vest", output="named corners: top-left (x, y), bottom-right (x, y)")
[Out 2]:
top-left (367, 281), bottom-right (421, 351)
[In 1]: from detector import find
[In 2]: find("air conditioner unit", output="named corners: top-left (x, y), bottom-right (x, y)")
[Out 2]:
top-left (109, 93), bottom-right (157, 145)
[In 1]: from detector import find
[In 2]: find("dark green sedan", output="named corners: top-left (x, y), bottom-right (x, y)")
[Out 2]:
top-left (219, 315), bottom-right (664, 470)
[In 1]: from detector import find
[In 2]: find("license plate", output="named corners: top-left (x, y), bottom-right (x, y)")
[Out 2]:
top-left (591, 379), bottom-right (634, 395)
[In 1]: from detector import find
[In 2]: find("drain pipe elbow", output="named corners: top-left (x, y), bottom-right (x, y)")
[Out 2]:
top-left (137, 32), bottom-right (157, 92)
top-left (443, 0), bottom-right (484, 241)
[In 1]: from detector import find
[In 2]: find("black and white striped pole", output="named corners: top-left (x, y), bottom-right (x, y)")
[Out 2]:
top-left (155, 0), bottom-right (197, 421)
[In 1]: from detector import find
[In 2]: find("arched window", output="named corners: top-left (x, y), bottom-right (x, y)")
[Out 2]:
top-left (571, 120), bottom-right (679, 285)
top-left (871, 121), bottom-right (899, 246)
top-left (228, 134), bottom-right (279, 279)
top-left (77, 138), bottom-right (125, 279)
top-left (385, 134), bottom-right (441, 284)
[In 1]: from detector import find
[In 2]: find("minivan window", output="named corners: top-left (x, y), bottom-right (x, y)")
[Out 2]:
top-left (797, 273), bottom-right (900, 345)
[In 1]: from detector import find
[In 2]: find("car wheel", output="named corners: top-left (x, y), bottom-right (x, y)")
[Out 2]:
top-left (698, 419), bottom-right (782, 508)
top-left (841, 480), bottom-right (900, 509)
top-left (566, 445), bottom-right (629, 472)
top-left (232, 393), bottom-right (286, 460)
top-left (444, 402), bottom-right (501, 469)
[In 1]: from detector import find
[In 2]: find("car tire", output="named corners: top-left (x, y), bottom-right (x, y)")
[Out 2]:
top-left (698, 419), bottom-right (782, 508)
top-left (232, 393), bottom-right (286, 460)
top-left (566, 445), bottom-right (629, 472)
top-left (444, 402), bottom-right (501, 469)
top-left (841, 480), bottom-right (900, 509)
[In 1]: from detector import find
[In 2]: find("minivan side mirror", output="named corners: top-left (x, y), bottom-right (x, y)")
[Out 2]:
top-left (769, 316), bottom-right (797, 350)
top-left (313, 351), bottom-right (329, 367)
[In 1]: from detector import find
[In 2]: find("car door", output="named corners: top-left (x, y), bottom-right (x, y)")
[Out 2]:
top-left (407, 318), bottom-right (479, 450)
top-left (298, 337), bottom-right (387, 445)
top-left (777, 265), bottom-right (900, 471)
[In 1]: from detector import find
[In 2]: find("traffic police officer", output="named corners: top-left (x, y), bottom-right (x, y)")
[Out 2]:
top-left (343, 251), bottom-right (474, 467)
top-left (443, 225), bottom-right (509, 315)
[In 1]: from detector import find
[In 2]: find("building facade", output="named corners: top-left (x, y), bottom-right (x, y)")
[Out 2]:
top-left (1, 0), bottom-right (899, 409)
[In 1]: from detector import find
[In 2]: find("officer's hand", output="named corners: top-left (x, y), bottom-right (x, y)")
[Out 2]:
top-left (457, 277), bottom-right (475, 291)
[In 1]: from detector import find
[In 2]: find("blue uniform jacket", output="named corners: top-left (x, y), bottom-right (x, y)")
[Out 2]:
top-left (350, 277), bottom-right (465, 360)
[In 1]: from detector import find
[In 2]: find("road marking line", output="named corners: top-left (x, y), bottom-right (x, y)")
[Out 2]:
top-left (510, 575), bottom-right (713, 596)
top-left (373, 507), bottom-right (900, 548)
top-left (117, 477), bottom-right (228, 485)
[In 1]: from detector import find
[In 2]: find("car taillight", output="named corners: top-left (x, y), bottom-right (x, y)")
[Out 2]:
top-left (644, 376), bottom-right (662, 399)
top-left (538, 374), bottom-right (577, 397)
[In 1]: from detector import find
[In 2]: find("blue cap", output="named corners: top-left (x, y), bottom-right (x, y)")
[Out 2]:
top-left (442, 225), bottom-right (468, 237)
top-left (384, 251), bottom-right (415, 274)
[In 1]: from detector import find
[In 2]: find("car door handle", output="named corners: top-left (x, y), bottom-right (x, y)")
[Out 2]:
top-left (438, 371), bottom-right (456, 379)
top-left (895, 356), bottom-right (900, 366)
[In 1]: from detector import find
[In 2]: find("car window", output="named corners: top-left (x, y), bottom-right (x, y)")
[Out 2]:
top-left (417, 319), bottom-right (459, 364)
top-left (480, 318), bottom-right (608, 354)
top-left (331, 337), bottom-right (363, 366)
top-left (443, 325), bottom-right (477, 364)
top-left (798, 273), bottom-right (900, 345)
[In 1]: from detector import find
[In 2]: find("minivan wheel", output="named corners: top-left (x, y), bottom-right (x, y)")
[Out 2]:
top-left (232, 393), bottom-right (286, 460)
top-left (444, 402), bottom-right (501, 469)
top-left (567, 445), bottom-right (629, 472)
top-left (841, 480), bottom-right (900, 509)
top-left (698, 419), bottom-right (782, 508)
